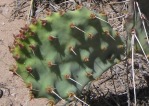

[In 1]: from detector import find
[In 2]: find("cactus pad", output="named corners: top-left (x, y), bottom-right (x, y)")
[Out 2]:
top-left (9, 7), bottom-right (125, 104)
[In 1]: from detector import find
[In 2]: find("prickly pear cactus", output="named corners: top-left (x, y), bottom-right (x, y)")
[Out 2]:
top-left (9, 7), bottom-right (126, 104)
top-left (126, 10), bottom-right (149, 59)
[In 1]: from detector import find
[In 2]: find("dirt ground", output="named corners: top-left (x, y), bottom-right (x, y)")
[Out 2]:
top-left (0, 0), bottom-right (49, 105)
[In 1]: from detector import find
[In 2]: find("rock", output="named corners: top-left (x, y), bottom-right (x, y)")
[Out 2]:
top-left (0, 89), bottom-right (3, 98)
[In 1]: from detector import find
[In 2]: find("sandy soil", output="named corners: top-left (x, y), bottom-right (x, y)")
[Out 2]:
top-left (0, 0), bottom-right (49, 105)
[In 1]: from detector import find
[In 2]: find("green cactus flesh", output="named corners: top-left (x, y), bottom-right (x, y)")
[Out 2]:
top-left (9, 7), bottom-right (149, 104)
top-left (126, 11), bottom-right (149, 57)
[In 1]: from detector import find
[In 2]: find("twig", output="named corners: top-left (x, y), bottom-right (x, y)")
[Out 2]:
top-left (27, 0), bottom-right (34, 23)
top-left (110, 69), bottom-right (120, 106)
top-left (124, 30), bottom-right (131, 106)
top-left (108, 0), bottom-right (130, 5)
top-left (131, 29), bottom-right (137, 106)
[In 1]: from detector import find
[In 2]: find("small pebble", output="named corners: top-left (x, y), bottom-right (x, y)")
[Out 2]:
top-left (0, 89), bottom-right (3, 98)
top-left (1, 22), bottom-right (5, 25)
top-left (11, 93), bottom-right (16, 97)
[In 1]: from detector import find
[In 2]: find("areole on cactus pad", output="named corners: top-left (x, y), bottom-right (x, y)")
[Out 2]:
top-left (9, 5), bottom-right (149, 105)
